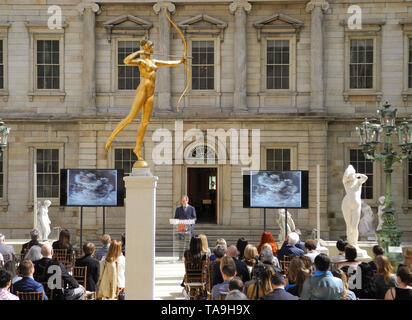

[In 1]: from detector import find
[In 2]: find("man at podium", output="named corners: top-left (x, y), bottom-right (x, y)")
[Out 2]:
top-left (174, 195), bottom-right (197, 235)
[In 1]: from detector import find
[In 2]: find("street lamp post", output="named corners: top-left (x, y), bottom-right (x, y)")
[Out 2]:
top-left (356, 102), bottom-right (412, 266)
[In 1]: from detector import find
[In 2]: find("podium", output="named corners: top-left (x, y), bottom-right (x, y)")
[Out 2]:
top-left (169, 219), bottom-right (195, 261)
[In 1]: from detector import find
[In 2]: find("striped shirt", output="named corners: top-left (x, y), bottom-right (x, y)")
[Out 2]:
top-left (0, 288), bottom-right (19, 300)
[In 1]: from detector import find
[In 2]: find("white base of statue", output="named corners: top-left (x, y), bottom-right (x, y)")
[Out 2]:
top-left (124, 167), bottom-right (158, 300)
top-left (353, 245), bottom-right (371, 260)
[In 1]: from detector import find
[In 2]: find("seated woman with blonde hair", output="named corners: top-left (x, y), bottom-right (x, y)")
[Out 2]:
top-left (97, 240), bottom-right (125, 300)
top-left (243, 244), bottom-right (259, 277)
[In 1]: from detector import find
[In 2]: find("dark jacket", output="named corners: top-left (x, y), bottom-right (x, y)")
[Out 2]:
top-left (34, 257), bottom-right (79, 300)
top-left (174, 205), bottom-right (197, 233)
top-left (211, 261), bottom-right (223, 287)
top-left (52, 241), bottom-right (73, 257)
top-left (295, 241), bottom-right (306, 252)
top-left (277, 242), bottom-right (305, 261)
top-left (233, 258), bottom-right (250, 283)
top-left (21, 240), bottom-right (42, 254)
top-left (13, 276), bottom-right (48, 300)
top-left (75, 255), bottom-right (100, 292)
top-left (261, 288), bottom-right (299, 300)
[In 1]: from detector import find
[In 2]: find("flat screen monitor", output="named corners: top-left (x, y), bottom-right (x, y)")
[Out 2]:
top-left (60, 169), bottom-right (125, 207)
top-left (243, 170), bottom-right (309, 208)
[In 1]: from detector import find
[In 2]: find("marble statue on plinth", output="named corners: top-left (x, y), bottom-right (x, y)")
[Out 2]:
top-left (376, 196), bottom-right (385, 231)
top-left (359, 201), bottom-right (377, 239)
top-left (37, 200), bottom-right (51, 240)
top-left (277, 209), bottom-right (295, 242)
top-left (342, 165), bottom-right (370, 258)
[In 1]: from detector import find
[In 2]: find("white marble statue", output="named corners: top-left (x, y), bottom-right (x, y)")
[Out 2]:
top-left (342, 165), bottom-right (370, 258)
top-left (359, 201), bottom-right (376, 237)
top-left (37, 200), bottom-right (52, 240)
top-left (377, 196), bottom-right (385, 231)
top-left (277, 209), bottom-right (295, 242)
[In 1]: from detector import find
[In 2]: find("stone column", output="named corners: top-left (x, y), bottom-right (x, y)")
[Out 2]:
top-left (124, 168), bottom-right (159, 300)
top-left (229, 1), bottom-right (251, 112)
top-left (78, 2), bottom-right (100, 115)
top-left (306, 0), bottom-right (329, 113)
top-left (153, 2), bottom-right (176, 112)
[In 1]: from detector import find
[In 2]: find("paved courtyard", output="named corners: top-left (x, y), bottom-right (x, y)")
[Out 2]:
top-left (154, 257), bottom-right (185, 300)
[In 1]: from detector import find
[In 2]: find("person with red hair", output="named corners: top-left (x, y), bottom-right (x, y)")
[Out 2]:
top-left (257, 231), bottom-right (278, 256)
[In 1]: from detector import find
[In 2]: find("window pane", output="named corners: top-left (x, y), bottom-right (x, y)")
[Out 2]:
top-left (266, 148), bottom-right (291, 171)
top-left (37, 40), bottom-right (60, 89)
top-left (114, 148), bottom-right (137, 175)
top-left (36, 149), bottom-right (59, 198)
top-left (192, 40), bottom-right (214, 90)
top-left (349, 149), bottom-right (373, 199)
top-left (117, 40), bottom-right (140, 90)
top-left (266, 40), bottom-right (289, 90)
top-left (349, 39), bottom-right (374, 89)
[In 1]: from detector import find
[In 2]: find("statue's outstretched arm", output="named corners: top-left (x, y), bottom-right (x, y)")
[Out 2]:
top-left (154, 58), bottom-right (185, 67)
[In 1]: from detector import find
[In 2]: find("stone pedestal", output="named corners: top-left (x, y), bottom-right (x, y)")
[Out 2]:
top-left (124, 167), bottom-right (158, 300)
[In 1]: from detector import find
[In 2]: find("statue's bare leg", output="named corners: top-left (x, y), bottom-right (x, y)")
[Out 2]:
top-left (134, 95), bottom-right (154, 160)
top-left (105, 89), bottom-right (147, 152)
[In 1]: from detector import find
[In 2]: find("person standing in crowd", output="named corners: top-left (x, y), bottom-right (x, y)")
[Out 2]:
top-left (276, 232), bottom-right (304, 261)
top-left (261, 272), bottom-right (298, 300)
top-left (0, 269), bottom-right (19, 300)
top-left (75, 242), bottom-right (100, 292)
top-left (52, 229), bottom-right (73, 258)
top-left (385, 265), bottom-right (412, 300)
top-left (97, 240), bottom-right (125, 299)
top-left (330, 239), bottom-right (348, 263)
top-left (227, 245), bottom-right (250, 283)
top-left (0, 233), bottom-right (16, 262)
top-left (257, 231), bottom-right (278, 256)
top-left (12, 260), bottom-right (48, 300)
top-left (21, 229), bottom-right (42, 254)
top-left (304, 240), bottom-right (319, 263)
top-left (95, 234), bottom-right (111, 261)
top-left (212, 264), bottom-right (236, 300)
top-left (34, 242), bottom-right (85, 300)
top-left (300, 253), bottom-right (344, 300)
top-left (368, 245), bottom-right (384, 272)
top-left (373, 255), bottom-right (397, 299)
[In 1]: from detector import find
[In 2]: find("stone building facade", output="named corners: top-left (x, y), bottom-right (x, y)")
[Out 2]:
top-left (0, 0), bottom-right (411, 245)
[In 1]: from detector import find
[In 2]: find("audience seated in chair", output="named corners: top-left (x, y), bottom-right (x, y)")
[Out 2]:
top-left (285, 257), bottom-right (311, 298)
top-left (75, 242), bottom-right (100, 292)
top-left (337, 244), bottom-right (361, 270)
top-left (373, 255), bottom-right (397, 299)
top-left (52, 229), bottom-right (73, 260)
top-left (331, 268), bottom-right (357, 300)
top-left (368, 245), bottom-right (384, 273)
top-left (209, 238), bottom-right (227, 262)
top-left (236, 237), bottom-right (248, 261)
top-left (13, 260), bottom-right (48, 300)
top-left (21, 229), bottom-right (42, 254)
top-left (25, 245), bottom-right (43, 262)
top-left (243, 244), bottom-right (258, 278)
top-left (277, 232), bottom-right (304, 262)
top-left (330, 239), bottom-right (348, 264)
top-left (227, 245), bottom-right (250, 283)
top-left (224, 278), bottom-right (248, 300)
top-left (257, 231), bottom-right (278, 256)
top-left (211, 264), bottom-right (236, 300)
top-left (293, 229), bottom-right (306, 252)
top-left (261, 272), bottom-right (298, 300)
top-left (300, 253), bottom-right (343, 300)
top-left (2, 261), bottom-right (22, 286)
top-left (0, 233), bottom-right (16, 262)
top-left (244, 262), bottom-right (273, 300)
top-left (304, 239), bottom-right (319, 263)
top-left (34, 242), bottom-right (85, 300)
top-left (0, 269), bottom-right (19, 300)
top-left (385, 265), bottom-right (412, 300)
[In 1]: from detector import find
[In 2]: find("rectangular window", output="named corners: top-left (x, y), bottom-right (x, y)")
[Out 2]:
top-left (266, 148), bottom-right (291, 171)
top-left (409, 38), bottom-right (412, 89)
top-left (267, 40), bottom-right (289, 89)
top-left (0, 152), bottom-right (3, 198)
top-left (36, 40), bottom-right (60, 89)
top-left (0, 39), bottom-right (3, 89)
top-left (349, 39), bottom-right (374, 89)
top-left (409, 159), bottom-right (412, 200)
top-left (118, 40), bottom-right (140, 90)
top-left (192, 40), bottom-right (214, 90)
top-left (114, 148), bottom-right (137, 175)
top-left (36, 149), bottom-right (59, 198)
top-left (349, 149), bottom-right (373, 199)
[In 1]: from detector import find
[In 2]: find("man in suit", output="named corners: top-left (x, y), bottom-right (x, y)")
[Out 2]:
top-left (21, 229), bottom-right (42, 254)
top-left (75, 242), bottom-right (100, 292)
top-left (261, 272), bottom-right (298, 300)
top-left (276, 232), bottom-right (305, 261)
top-left (34, 242), bottom-right (85, 300)
top-left (13, 259), bottom-right (48, 300)
top-left (95, 234), bottom-right (111, 261)
top-left (0, 233), bottom-right (16, 262)
top-left (174, 195), bottom-right (197, 234)
top-left (227, 245), bottom-right (250, 283)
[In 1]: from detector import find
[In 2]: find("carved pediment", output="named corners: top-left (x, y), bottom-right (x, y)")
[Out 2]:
top-left (103, 14), bottom-right (153, 42)
top-left (178, 14), bottom-right (228, 41)
top-left (253, 14), bottom-right (304, 41)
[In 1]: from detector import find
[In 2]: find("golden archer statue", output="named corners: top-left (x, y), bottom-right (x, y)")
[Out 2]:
top-left (105, 9), bottom-right (190, 168)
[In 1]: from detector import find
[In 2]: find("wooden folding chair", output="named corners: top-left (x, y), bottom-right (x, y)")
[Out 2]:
top-left (206, 260), bottom-right (215, 300)
top-left (40, 282), bottom-right (54, 301)
top-left (218, 293), bottom-right (228, 300)
top-left (281, 256), bottom-right (293, 275)
top-left (52, 249), bottom-right (68, 263)
top-left (73, 266), bottom-right (87, 288)
top-left (16, 291), bottom-right (45, 300)
top-left (184, 260), bottom-right (208, 300)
